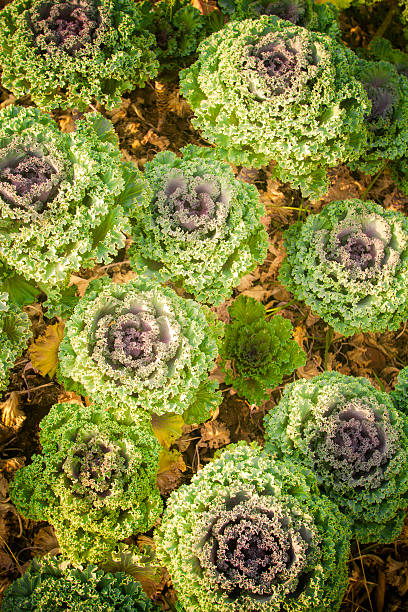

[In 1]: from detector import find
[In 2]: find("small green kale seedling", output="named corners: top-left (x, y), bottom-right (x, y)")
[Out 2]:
top-left (220, 295), bottom-right (305, 404)
top-left (0, 293), bottom-right (31, 392)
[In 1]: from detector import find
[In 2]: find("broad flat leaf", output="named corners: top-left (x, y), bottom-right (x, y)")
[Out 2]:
top-left (29, 321), bottom-right (65, 378)
top-left (151, 413), bottom-right (184, 449)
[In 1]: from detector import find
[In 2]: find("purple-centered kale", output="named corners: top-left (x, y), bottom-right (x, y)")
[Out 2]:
top-left (243, 33), bottom-right (314, 98)
top-left (264, 372), bottom-right (408, 543)
top-left (279, 199), bottom-right (408, 335)
top-left (309, 398), bottom-right (393, 488)
top-left (197, 493), bottom-right (306, 599)
top-left (0, 147), bottom-right (63, 212)
top-left (64, 436), bottom-right (128, 501)
top-left (28, 0), bottom-right (103, 56)
top-left (156, 175), bottom-right (229, 237)
top-left (92, 296), bottom-right (178, 378)
top-left (361, 68), bottom-right (398, 124)
top-left (0, 0), bottom-right (158, 110)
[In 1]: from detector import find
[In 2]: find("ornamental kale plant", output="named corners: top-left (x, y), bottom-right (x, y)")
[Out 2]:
top-left (219, 295), bottom-right (306, 404)
top-left (0, 0), bottom-right (158, 110)
top-left (279, 199), bottom-right (408, 336)
top-left (180, 16), bottom-right (370, 198)
top-left (218, 0), bottom-right (340, 38)
top-left (10, 402), bottom-right (162, 563)
top-left (0, 293), bottom-right (31, 392)
top-left (348, 58), bottom-right (408, 175)
top-left (155, 442), bottom-right (351, 612)
top-left (264, 372), bottom-right (408, 543)
top-left (58, 277), bottom-right (223, 424)
top-left (0, 105), bottom-right (136, 311)
top-left (128, 146), bottom-right (269, 305)
top-left (1, 557), bottom-right (159, 611)
top-left (139, 0), bottom-right (221, 79)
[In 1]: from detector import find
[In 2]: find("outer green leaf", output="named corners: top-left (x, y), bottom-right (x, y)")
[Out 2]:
top-left (1, 557), bottom-right (159, 611)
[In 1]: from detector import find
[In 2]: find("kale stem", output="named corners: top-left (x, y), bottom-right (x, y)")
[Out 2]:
top-left (324, 326), bottom-right (334, 370)
top-left (372, 1), bottom-right (398, 41)
top-left (265, 299), bottom-right (297, 315)
top-left (360, 162), bottom-right (388, 200)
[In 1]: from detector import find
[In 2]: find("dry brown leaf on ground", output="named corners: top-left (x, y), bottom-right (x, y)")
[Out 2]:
top-left (1, 393), bottom-right (25, 429)
top-left (33, 526), bottom-right (60, 558)
top-left (69, 274), bottom-right (91, 297)
top-left (157, 449), bottom-right (186, 496)
top-left (28, 321), bottom-right (65, 378)
top-left (199, 420), bottom-right (230, 450)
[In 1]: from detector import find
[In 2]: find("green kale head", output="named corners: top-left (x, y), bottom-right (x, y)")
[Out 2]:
top-left (155, 442), bottom-right (351, 612)
top-left (279, 199), bottom-right (408, 336)
top-left (0, 292), bottom-right (31, 392)
top-left (10, 401), bottom-right (162, 563)
top-left (128, 146), bottom-right (268, 306)
top-left (0, 0), bottom-right (158, 110)
top-left (218, 0), bottom-right (340, 38)
top-left (348, 58), bottom-right (408, 175)
top-left (1, 557), bottom-right (159, 611)
top-left (219, 295), bottom-right (306, 404)
top-left (58, 277), bottom-right (223, 424)
top-left (264, 371), bottom-right (408, 543)
top-left (0, 106), bottom-right (140, 311)
top-left (180, 16), bottom-right (369, 198)
top-left (139, 0), bottom-right (221, 80)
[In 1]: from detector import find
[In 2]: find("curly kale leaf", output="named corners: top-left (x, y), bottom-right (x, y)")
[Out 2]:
top-left (139, 0), bottom-right (222, 80)
top-left (128, 146), bottom-right (268, 305)
top-left (365, 37), bottom-right (408, 78)
top-left (155, 442), bottom-right (351, 612)
top-left (58, 277), bottom-right (223, 422)
top-left (348, 59), bottom-right (408, 175)
top-left (10, 401), bottom-right (162, 563)
top-left (264, 371), bottom-right (408, 543)
top-left (219, 295), bottom-right (305, 404)
top-left (1, 557), bottom-right (160, 611)
top-left (0, 0), bottom-right (158, 110)
top-left (180, 16), bottom-right (369, 198)
top-left (0, 292), bottom-right (31, 392)
top-left (279, 199), bottom-right (408, 336)
top-left (0, 106), bottom-right (143, 306)
top-left (391, 365), bottom-right (408, 414)
top-left (218, 0), bottom-right (340, 38)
